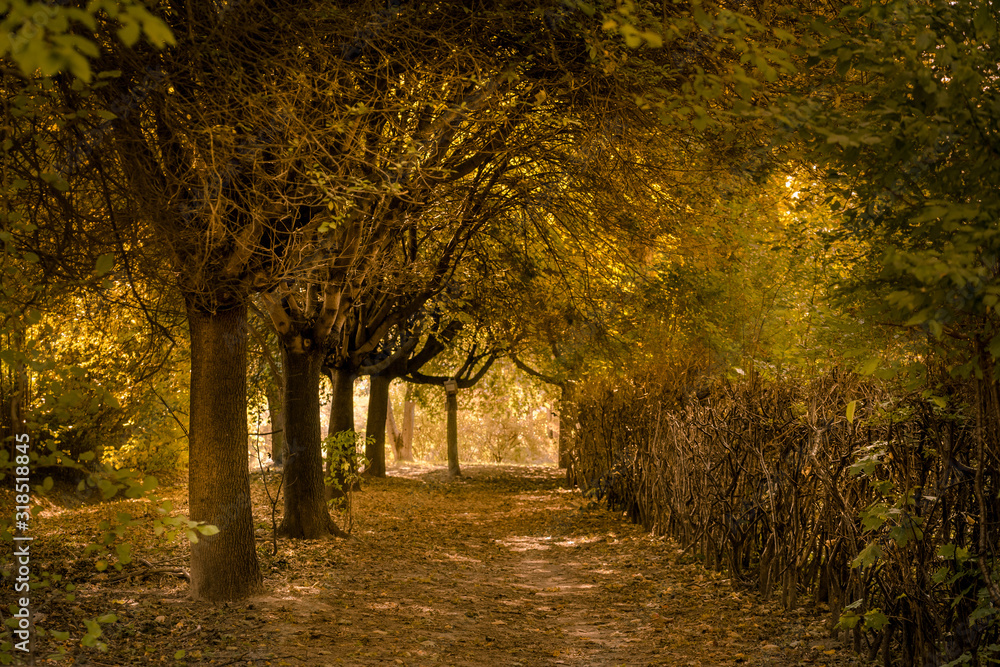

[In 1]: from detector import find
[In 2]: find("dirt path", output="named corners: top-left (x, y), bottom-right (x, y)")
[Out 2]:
top-left (36, 464), bottom-right (866, 665)
top-left (249, 465), bottom-right (863, 667)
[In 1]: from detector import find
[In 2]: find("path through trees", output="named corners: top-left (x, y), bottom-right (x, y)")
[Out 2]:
top-left (30, 466), bottom-right (867, 665)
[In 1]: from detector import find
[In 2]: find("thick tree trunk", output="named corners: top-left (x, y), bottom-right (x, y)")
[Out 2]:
top-left (264, 377), bottom-right (285, 465)
top-left (558, 381), bottom-right (577, 469)
top-left (186, 303), bottom-right (262, 601)
top-left (446, 388), bottom-right (461, 478)
top-left (365, 374), bottom-right (390, 478)
top-left (279, 344), bottom-right (336, 538)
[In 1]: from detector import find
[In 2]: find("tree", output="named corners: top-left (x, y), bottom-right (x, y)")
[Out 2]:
top-left (407, 329), bottom-right (499, 478)
top-left (261, 232), bottom-right (362, 538)
top-left (359, 317), bottom-right (463, 477)
top-left (26, 0), bottom-right (401, 600)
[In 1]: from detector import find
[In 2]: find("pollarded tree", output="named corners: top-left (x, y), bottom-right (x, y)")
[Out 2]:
top-left (359, 315), bottom-right (465, 478)
top-left (406, 331), bottom-right (500, 479)
top-left (259, 0), bottom-right (707, 522)
top-left (41, 1), bottom-right (436, 600)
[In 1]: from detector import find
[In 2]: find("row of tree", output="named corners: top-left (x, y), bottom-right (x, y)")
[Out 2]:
top-left (1, 1), bottom-right (738, 603)
top-left (6, 0), bottom-right (995, 627)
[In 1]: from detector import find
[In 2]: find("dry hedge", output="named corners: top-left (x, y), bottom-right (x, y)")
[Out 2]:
top-left (569, 370), bottom-right (1000, 666)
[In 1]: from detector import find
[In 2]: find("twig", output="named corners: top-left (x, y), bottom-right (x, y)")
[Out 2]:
top-left (103, 567), bottom-right (191, 584)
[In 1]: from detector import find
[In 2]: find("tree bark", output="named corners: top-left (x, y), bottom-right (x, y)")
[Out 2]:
top-left (365, 374), bottom-right (390, 477)
top-left (279, 343), bottom-right (336, 538)
top-left (400, 386), bottom-right (415, 462)
top-left (322, 373), bottom-right (335, 440)
top-left (386, 393), bottom-right (403, 462)
top-left (446, 387), bottom-right (461, 478)
top-left (325, 366), bottom-right (358, 497)
top-left (186, 303), bottom-right (262, 601)
top-left (264, 376), bottom-right (285, 465)
top-left (328, 366), bottom-right (355, 435)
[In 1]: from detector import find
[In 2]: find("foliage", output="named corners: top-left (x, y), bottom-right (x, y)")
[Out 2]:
top-left (1, 0), bottom-right (174, 80)
top-left (323, 430), bottom-right (369, 533)
top-left (0, 448), bottom-right (214, 663)
top-left (786, 0), bottom-right (1000, 378)
top-left (0, 290), bottom-right (188, 475)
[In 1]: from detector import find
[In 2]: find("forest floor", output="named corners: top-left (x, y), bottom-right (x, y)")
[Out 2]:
top-left (6, 464), bottom-right (868, 666)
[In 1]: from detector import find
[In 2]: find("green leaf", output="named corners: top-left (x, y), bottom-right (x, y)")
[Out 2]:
top-left (197, 524), bottom-right (220, 536)
top-left (836, 611), bottom-right (860, 630)
top-left (846, 399), bottom-right (857, 424)
top-left (851, 542), bottom-right (883, 570)
top-left (859, 358), bottom-right (879, 375)
top-left (773, 27), bottom-right (795, 42)
top-left (174, 650), bottom-right (186, 660)
top-left (95, 253), bottom-right (114, 276)
top-left (118, 19), bottom-right (141, 46)
top-left (864, 609), bottom-right (889, 631)
top-left (141, 16), bottom-right (176, 48)
top-left (970, 605), bottom-right (998, 622)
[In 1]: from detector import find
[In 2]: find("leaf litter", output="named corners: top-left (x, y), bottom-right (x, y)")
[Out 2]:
top-left (6, 464), bottom-right (867, 665)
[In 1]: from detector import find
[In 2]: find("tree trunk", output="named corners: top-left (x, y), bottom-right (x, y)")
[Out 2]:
top-left (400, 385), bottom-right (415, 462)
top-left (328, 366), bottom-right (355, 435)
top-left (279, 343), bottom-right (336, 538)
top-left (386, 392), bottom-right (403, 462)
top-left (446, 388), bottom-right (461, 478)
top-left (558, 381), bottom-right (577, 469)
top-left (365, 374), bottom-right (390, 478)
top-left (264, 376), bottom-right (285, 465)
top-left (186, 303), bottom-right (262, 601)
top-left (325, 366), bottom-right (358, 498)
top-left (322, 372), bottom-right (335, 440)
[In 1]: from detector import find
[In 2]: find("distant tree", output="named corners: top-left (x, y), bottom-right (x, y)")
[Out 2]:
top-left (359, 317), bottom-right (464, 477)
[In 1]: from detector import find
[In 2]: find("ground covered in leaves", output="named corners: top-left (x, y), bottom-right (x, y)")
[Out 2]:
top-left (5, 464), bottom-right (868, 666)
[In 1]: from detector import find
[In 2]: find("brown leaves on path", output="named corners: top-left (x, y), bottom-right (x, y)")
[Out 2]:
top-left (253, 464), bottom-right (863, 667)
top-left (14, 464), bottom-right (866, 665)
